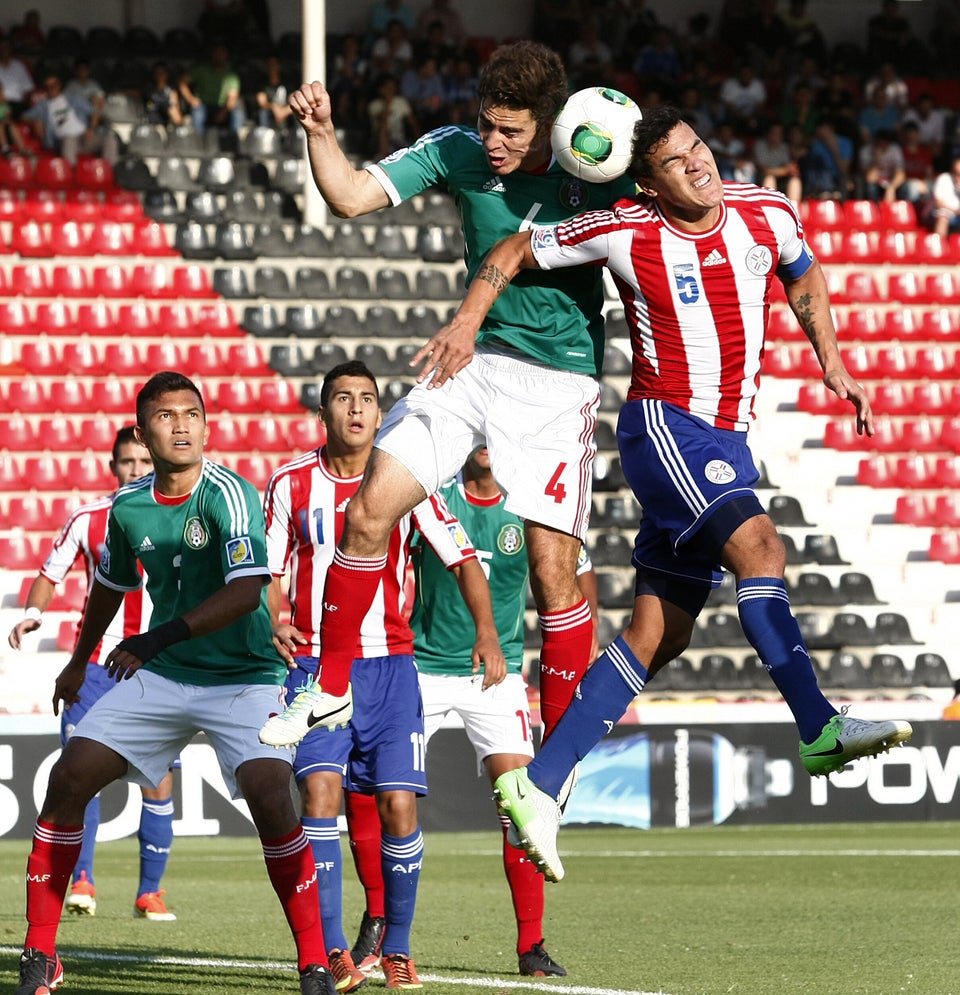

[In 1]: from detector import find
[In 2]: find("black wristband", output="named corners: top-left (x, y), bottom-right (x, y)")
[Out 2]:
top-left (115, 616), bottom-right (191, 663)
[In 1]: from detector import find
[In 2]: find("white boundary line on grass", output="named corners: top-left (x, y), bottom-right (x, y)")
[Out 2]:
top-left (0, 946), bottom-right (667, 995)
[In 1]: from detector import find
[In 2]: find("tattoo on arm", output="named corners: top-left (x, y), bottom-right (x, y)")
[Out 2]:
top-left (476, 263), bottom-right (510, 296)
top-left (794, 292), bottom-right (816, 340)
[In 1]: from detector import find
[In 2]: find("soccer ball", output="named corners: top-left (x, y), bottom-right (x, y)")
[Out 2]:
top-left (551, 86), bottom-right (642, 183)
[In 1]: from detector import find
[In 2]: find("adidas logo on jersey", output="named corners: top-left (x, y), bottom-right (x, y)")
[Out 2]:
top-left (702, 249), bottom-right (727, 266)
top-left (138, 536), bottom-right (156, 552)
top-left (483, 177), bottom-right (506, 192)
top-left (336, 498), bottom-right (351, 512)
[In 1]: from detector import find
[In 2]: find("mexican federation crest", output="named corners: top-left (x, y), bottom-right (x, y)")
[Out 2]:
top-left (497, 523), bottom-right (525, 555)
top-left (184, 516), bottom-right (208, 549)
top-left (559, 177), bottom-right (588, 211)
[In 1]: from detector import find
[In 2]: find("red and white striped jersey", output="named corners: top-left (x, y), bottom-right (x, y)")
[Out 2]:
top-left (40, 494), bottom-right (151, 663)
top-left (264, 448), bottom-right (477, 658)
top-left (531, 182), bottom-right (811, 431)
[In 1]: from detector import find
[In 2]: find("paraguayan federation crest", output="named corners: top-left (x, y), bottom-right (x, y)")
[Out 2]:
top-left (497, 523), bottom-right (524, 556)
top-left (184, 516), bottom-right (208, 549)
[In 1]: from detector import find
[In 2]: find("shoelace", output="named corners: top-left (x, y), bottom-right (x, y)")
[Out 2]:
top-left (279, 678), bottom-right (322, 718)
top-left (384, 955), bottom-right (417, 985)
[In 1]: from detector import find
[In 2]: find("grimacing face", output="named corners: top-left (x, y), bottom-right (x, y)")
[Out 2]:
top-left (477, 103), bottom-right (550, 175)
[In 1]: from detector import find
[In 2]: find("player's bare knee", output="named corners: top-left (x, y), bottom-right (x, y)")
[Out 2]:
top-left (723, 515), bottom-right (787, 578)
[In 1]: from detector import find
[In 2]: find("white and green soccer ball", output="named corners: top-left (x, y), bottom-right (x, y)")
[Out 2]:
top-left (551, 86), bottom-right (642, 183)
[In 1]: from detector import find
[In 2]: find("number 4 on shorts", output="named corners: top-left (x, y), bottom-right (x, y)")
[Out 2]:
top-left (545, 463), bottom-right (567, 504)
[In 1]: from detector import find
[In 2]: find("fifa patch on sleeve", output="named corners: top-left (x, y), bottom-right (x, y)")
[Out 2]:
top-left (446, 522), bottom-right (471, 551)
top-left (532, 226), bottom-right (559, 251)
top-left (226, 536), bottom-right (255, 566)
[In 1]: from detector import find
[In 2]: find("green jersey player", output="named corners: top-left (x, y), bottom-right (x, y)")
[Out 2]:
top-left (263, 39), bottom-right (631, 754)
top-left (15, 373), bottom-right (336, 995)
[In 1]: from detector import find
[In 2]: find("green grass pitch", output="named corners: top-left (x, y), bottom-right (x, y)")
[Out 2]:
top-left (1, 823), bottom-right (958, 994)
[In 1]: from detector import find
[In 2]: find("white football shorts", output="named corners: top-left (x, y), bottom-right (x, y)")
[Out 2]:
top-left (419, 671), bottom-right (534, 775)
top-left (376, 345), bottom-right (599, 541)
top-left (72, 668), bottom-right (291, 798)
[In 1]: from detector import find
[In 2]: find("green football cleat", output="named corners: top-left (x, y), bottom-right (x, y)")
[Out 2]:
top-left (800, 707), bottom-right (913, 776)
top-left (494, 767), bottom-right (564, 882)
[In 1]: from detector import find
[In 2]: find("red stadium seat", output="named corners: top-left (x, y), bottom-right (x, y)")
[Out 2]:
top-left (911, 381), bottom-right (953, 415)
top-left (91, 263), bottom-right (133, 297)
top-left (874, 344), bottom-right (913, 378)
top-left (22, 456), bottom-right (64, 490)
top-left (34, 155), bottom-right (74, 190)
top-left (50, 263), bottom-right (93, 297)
top-left (843, 200), bottom-right (881, 230)
top-left (214, 380), bottom-right (259, 413)
top-left (197, 302), bottom-right (239, 336)
top-left (933, 494), bottom-right (960, 528)
top-left (11, 219), bottom-right (51, 257)
top-left (929, 531), bottom-right (960, 564)
top-left (131, 218), bottom-right (176, 256)
top-left (245, 416), bottom-right (288, 451)
top-left (878, 230), bottom-right (914, 264)
top-left (20, 338), bottom-right (62, 375)
top-left (0, 300), bottom-right (32, 334)
top-left (925, 271), bottom-right (960, 304)
top-left (172, 264), bottom-right (212, 296)
top-left (869, 417), bottom-right (903, 453)
top-left (73, 156), bottom-right (114, 190)
top-left (65, 455), bottom-right (114, 491)
top-left (939, 416), bottom-right (960, 453)
top-left (0, 189), bottom-right (21, 223)
top-left (894, 493), bottom-right (934, 526)
top-left (225, 341), bottom-right (270, 376)
top-left (894, 454), bottom-right (936, 488)
top-left (48, 494), bottom-right (84, 525)
top-left (840, 344), bottom-right (876, 379)
top-left (920, 308), bottom-right (960, 341)
top-left (886, 271), bottom-right (925, 304)
top-left (844, 306), bottom-right (884, 341)
top-left (839, 229), bottom-right (879, 264)
top-left (0, 531), bottom-right (39, 570)
top-left (766, 308), bottom-right (804, 342)
top-left (88, 219), bottom-right (134, 255)
top-left (144, 340), bottom-right (187, 372)
top-left (49, 379), bottom-right (92, 413)
top-left (90, 378), bottom-right (136, 414)
top-left (824, 419), bottom-right (867, 451)
top-left (48, 220), bottom-right (90, 256)
top-left (258, 379), bottom-right (301, 413)
top-left (882, 308), bottom-right (921, 341)
top-left (914, 231), bottom-right (953, 265)
top-left (0, 415), bottom-right (38, 450)
top-left (899, 416), bottom-right (942, 453)
top-left (879, 200), bottom-right (916, 229)
top-left (34, 300), bottom-right (74, 334)
top-left (62, 188), bottom-right (102, 222)
top-left (0, 154), bottom-right (35, 190)
top-left (234, 455), bottom-right (275, 490)
top-left (5, 380), bottom-right (49, 413)
top-left (20, 189), bottom-right (61, 222)
top-left (802, 199), bottom-right (845, 230)
top-left (61, 339), bottom-right (104, 377)
top-left (185, 341), bottom-right (224, 377)
top-left (156, 302), bottom-right (195, 336)
top-left (116, 300), bottom-right (155, 337)
top-left (871, 382), bottom-right (911, 416)
top-left (102, 188), bottom-right (143, 222)
top-left (77, 415), bottom-right (122, 451)
top-left (857, 455), bottom-right (895, 487)
top-left (806, 229), bottom-right (842, 262)
top-left (76, 301), bottom-right (116, 335)
top-left (0, 456), bottom-right (25, 491)
top-left (208, 417), bottom-right (248, 452)
top-left (103, 340), bottom-right (144, 377)
top-left (934, 455), bottom-right (960, 488)
top-left (132, 262), bottom-right (177, 298)
top-left (5, 494), bottom-right (54, 531)
top-left (36, 415), bottom-right (83, 451)
top-left (913, 344), bottom-right (953, 378)
top-left (287, 418), bottom-right (326, 452)
top-left (797, 382), bottom-right (848, 415)
top-left (842, 271), bottom-right (882, 305)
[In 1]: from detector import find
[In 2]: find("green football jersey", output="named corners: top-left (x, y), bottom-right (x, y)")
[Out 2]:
top-left (410, 478), bottom-right (528, 675)
top-left (371, 127), bottom-right (635, 375)
top-left (98, 460), bottom-right (283, 686)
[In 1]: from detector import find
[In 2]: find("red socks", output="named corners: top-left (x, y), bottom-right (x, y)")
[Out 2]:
top-left (500, 815), bottom-right (545, 954)
top-left (344, 790), bottom-right (385, 918)
top-left (537, 598), bottom-right (594, 738)
top-left (23, 820), bottom-right (84, 955)
top-left (318, 551), bottom-right (387, 695)
top-left (261, 827), bottom-right (327, 970)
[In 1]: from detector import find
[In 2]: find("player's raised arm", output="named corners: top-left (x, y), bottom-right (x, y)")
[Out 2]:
top-left (290, 80), bottom-right (391, 218)
top-left (412, 230), bottom-right (541, 387)
top-left (783, 259), bottom-right (875, 437)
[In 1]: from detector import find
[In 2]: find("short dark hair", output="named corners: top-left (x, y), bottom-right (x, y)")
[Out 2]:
top-left (136, 371), bottom-right (205, 427)
top-left (112, 424), bottom-right (140, 462)
top-left (319, 361), bottom-right (379, 409)
top-left (476, 40), bottom-right (567, 130)
top-left (628, 104), bottom-right (685, 181)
